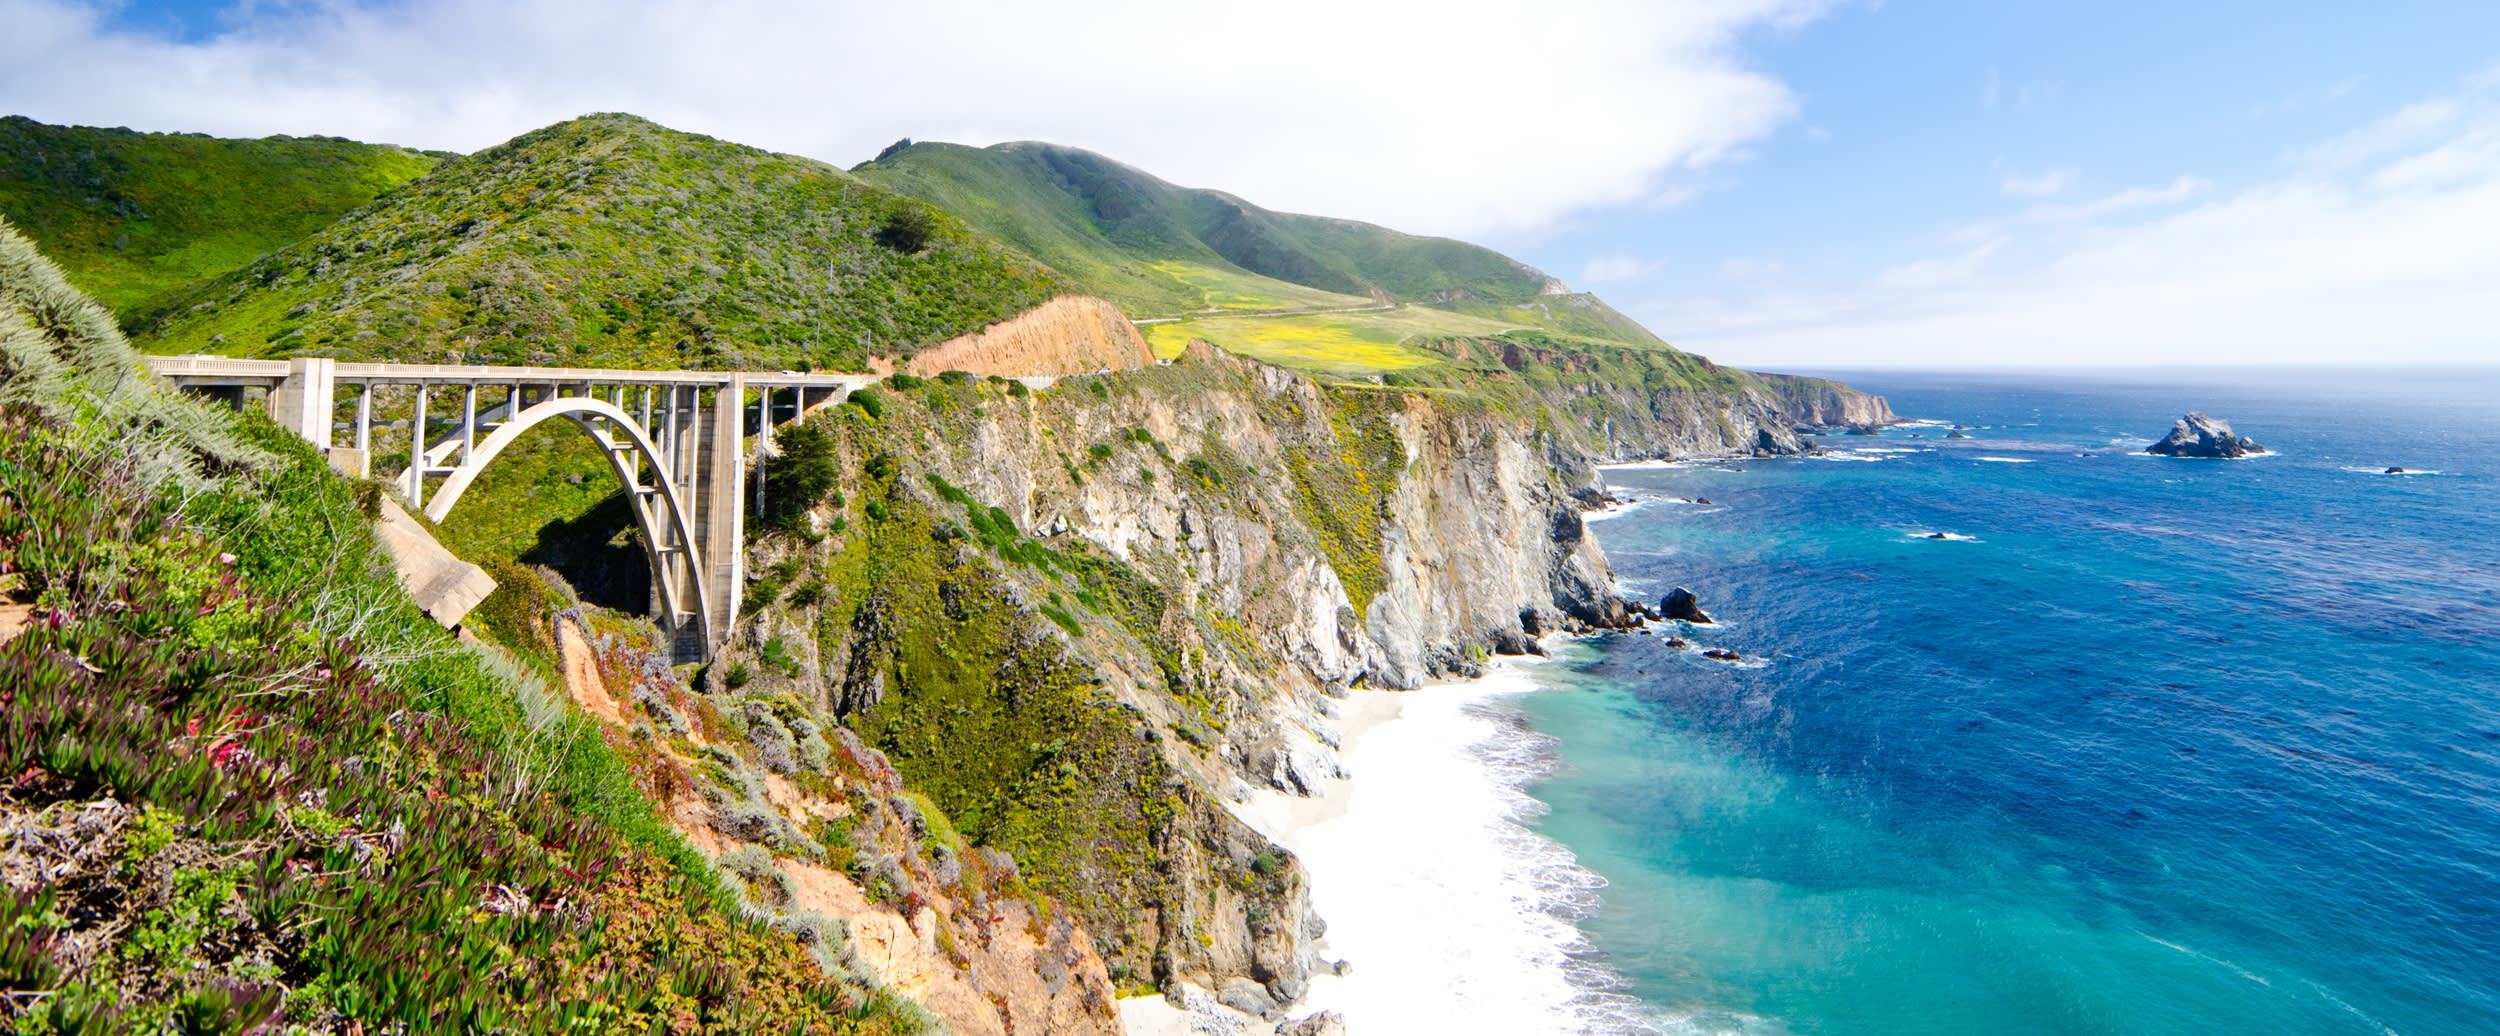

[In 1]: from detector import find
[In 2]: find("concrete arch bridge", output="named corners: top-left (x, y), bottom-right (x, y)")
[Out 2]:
top-left (149, 356), bottom-right (873, 661)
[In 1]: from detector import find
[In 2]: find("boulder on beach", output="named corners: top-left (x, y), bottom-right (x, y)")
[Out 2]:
top-left (1661, 587), bottom-right (1714, 624)
top-left (1278, 1011), bottom-right (1348, 1036)
top-left (2147, 412), bottom-right (2267, 458)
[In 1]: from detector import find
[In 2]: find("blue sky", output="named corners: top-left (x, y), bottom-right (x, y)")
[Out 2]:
top-left (1497, 1), bottom-right (2500, 367)
top-left (5, 0), bottom-right (2496, 368)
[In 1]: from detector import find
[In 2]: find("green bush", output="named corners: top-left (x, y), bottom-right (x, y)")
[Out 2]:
top-left (760, 418), bottom-right (841, 533)
top-left (847, 387), bottom-right (887, 419)
top-left (875, 205), bottom-right (935, 254)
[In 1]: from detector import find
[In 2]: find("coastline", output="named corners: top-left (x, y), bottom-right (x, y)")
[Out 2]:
top-left (1121, 652), bottom-right (1645, 1035)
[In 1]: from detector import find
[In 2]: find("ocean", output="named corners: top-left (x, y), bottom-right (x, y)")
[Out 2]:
top-left (1489, 368), bottom-right (2500, 1035)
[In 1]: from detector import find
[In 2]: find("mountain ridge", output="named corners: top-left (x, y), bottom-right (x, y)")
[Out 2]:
top-left (128, 113), bottom-right (1070, 371)
top-left (853, 139), bottom-right (1560, 318)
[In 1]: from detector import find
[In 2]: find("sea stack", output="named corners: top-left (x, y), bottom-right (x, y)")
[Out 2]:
top-left (2146, 413), bottom-right (2267, 458)
top-left (1661, 587), bottom-right (1715, 624)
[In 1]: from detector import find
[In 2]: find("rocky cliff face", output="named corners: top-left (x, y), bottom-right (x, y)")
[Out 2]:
top-left (694, 336), bottom-right (1892, 1021)
top-left (1428, 337), bottom-right (1898, 463)
top-left (1567, 369), bottom-right (1900, 461)
top-left (703, 341), bottom-right (1662, 1013)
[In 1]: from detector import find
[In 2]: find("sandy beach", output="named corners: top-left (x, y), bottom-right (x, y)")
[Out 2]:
top-left (1121, 654), bottom-right (1616, 1036)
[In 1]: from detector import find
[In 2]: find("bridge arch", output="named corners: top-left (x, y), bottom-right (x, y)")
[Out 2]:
top-left (423, 395), bottom-right (713, 646)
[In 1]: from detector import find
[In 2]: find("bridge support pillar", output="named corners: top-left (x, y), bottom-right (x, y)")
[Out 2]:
top-left (267, 358), bottom-right (336, 449)
top-left (695, 375), bottom-right (747, 655)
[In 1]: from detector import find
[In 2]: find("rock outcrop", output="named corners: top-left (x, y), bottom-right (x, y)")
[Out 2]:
top-left (1661, 586), bottom-right (1714, 624)
top-left (2147, 412), bottom-right (2267, 458)
top-left (1444, 339), bottom-right (1897, 462)
top-left (1278, 1010), bottom-right (1349, 1036)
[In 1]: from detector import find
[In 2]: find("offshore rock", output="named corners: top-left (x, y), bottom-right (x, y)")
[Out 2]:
top-left (1661, 586), bottom-right (1714, 624)
top-left (2147, 413), bottom-right (2267, 458)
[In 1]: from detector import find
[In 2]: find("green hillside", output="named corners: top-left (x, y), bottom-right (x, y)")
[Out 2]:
top-left (0, 116), bottom-right (442, 317)
top-left (133, 114), bottom-right (1071, 371)
top-left (854, 139), bottom-right (1708, 378)
top-left (0, 217), bottom-right (928, 1034)
top-left (853, 140), bottom-right (1555, 318)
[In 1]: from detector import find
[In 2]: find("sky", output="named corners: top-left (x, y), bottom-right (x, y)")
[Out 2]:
top-left (3, 0), bottom-right (2496, 369)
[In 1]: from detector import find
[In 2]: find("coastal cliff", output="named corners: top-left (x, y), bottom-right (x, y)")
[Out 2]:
top-left (687, 337), bottom-right (1892, 1020)
top-left (1419, 336), bottom-right (1899, 462)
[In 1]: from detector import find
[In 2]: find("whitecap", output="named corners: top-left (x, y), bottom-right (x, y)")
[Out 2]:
top-left (1587, 498), bottom-right (1651, 522)
top-left (1975, 456), bottom-right (2035, 464)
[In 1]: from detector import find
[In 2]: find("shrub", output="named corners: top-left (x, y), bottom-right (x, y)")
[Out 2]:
top-left (845, 387), bottom-right (885, 419)
top-left (760, 419), bottom-right (841, 534)
top-left (874, 206), bottom-right (934, 254)
top-left (787, 579), bottom-right (825, 608)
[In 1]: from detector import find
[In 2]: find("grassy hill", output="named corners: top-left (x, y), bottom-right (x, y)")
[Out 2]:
top-left (853, 139), bottom-right (1706, 379)
top-left (852, 140), bottom-right (1556, 318)
top-left (0, 217), bottom-right (929, 1033)
top-left (0, 116), bottom-right (442, 318)
top-left (133, 114), bottom-right (1071, 371)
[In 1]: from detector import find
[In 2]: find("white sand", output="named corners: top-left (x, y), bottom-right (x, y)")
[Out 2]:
top-left (1128, 654), bottom-right (1620, 1035)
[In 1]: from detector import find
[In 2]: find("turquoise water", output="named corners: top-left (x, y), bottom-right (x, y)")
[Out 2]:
top-left (1523, 370), bottom-right (2500, 1035)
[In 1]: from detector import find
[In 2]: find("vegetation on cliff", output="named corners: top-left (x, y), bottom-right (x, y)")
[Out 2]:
top-left (131, 114), bottom-right (1071, 371)
top-left (0, 219), bottom-right (931, 1033)
top-left (0, 117), bottom-right (442, 319)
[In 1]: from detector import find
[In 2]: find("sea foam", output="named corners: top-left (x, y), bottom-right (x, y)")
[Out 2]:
top-left (1285, 665), bottom-right (1662, 1035)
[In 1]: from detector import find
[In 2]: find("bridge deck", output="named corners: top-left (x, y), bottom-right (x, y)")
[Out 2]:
top-left (147, 355), bottom-right (877, 391)
top-left (148, 354), bottom-right (876, 662)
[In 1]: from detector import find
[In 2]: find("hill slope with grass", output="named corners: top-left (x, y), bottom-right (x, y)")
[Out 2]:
top-left (132, 114), bottom-right (1071, 371)
top-left (0, 116), bottom-right (442, 319)
top-left (0, 216), bottom-right (955, 1033)
top-left (855, 139), bottom-right (1816, 389)
top-left (852, 140), bottom-right (1558, 318)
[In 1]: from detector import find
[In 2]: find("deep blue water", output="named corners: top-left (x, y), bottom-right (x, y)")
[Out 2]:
top-left (1523, 369), bottom-right (2500, 1035)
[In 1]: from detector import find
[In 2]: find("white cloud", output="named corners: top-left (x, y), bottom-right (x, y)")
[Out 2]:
top-left (2031, 175), bottom-right (2208, 221)
top-left (1655, 77), bottom-right (2500, 368)
top-left (1999, 168), bottom-right (2071, 196)
top-left (0, 0), bottom-right (1829, 239)
top-left (1581, 254), bottom-right (1665, 283)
